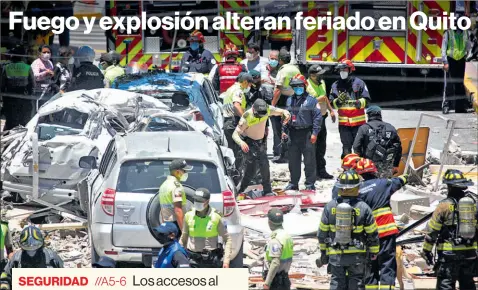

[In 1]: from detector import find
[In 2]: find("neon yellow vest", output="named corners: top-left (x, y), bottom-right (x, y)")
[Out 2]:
top-left (158, 176), bottom-right (187, 207)
top-left (244, 107), bottom-right (271, 127)
top-left (278, 64), bottom-right (300, 88)
top-left (223, 83), bottom-right (246, 109)
top-left (104, 65), bottom-right (125, 86)
top-left (447, 30), bottom-right (468, 61)
top-left (0, 223), bottom-right (8, 254)
top-left (185, 208), bottom-right (221, 238)
top-left (307, 79), bottom-right (326, 98)
top-left (265, 228), bottom-right (294, 262)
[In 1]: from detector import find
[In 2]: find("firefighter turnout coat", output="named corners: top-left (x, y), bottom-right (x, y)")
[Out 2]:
top-left (329, 77), bottom-right (371, 127)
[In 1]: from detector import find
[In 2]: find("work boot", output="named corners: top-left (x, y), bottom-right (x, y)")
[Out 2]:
top-left (272, 156), bottom-right (288, 164)
top-left (284, 184), bottom-right (298, 191)
top-left (305, 185), bottom-right (316, 191)
top-left (317, 171), bottom-right (334, 180)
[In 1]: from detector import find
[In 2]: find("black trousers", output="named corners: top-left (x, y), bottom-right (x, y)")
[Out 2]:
top-left (173, 221), bottom-right (182, 240)
top-left (270, 115), bottom-right (284, 157)
top-left (365, 235), bottom-right (397, 289)
top-left (288, 128), bottom-right (316, 187)
top-left (444, 56), bottom-right (467, 112)
top-left (316, 114), bottom-right (328, 174)
top-left (270, 272), bottom-right (291, 290)
top-left (436, 259), bottom-right (477, 290)
top-left (238, 139), bottom-right (272, 194)
top-left (224, 117), bottom-right (242, 169)
top-left (339, 125), bottom-right (360, 159)
top-left (330, 263), bottom-right (365, 290)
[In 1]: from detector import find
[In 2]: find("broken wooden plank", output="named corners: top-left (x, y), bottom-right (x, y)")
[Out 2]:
top-left (38, 222), bottom-right (87, 231)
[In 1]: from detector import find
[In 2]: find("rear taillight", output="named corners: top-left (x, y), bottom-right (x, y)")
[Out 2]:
top-left (222, 190), bottom-right (236, 217)
top-left (101, 188), bottom-right (116, 216)
top-left (193, 111), bottom-right (204, 121)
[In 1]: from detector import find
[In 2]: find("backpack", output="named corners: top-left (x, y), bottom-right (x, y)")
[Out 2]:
top-left (364, 123), bottom-right (396, 163)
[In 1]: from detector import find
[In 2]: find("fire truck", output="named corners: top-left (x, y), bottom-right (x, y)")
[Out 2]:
top-left (105, 0), bottom-right (260, 70)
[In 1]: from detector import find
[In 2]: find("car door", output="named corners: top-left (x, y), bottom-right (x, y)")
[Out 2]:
top-left (202, 79), bottom-right (224, 140)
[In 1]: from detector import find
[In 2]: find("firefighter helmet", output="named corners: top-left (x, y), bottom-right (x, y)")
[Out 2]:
top-left (290, 74), bottom-right (308, 87)
top-left (336, 169), bottom-right (361, 189)
top-left (355, 158), bottom-right (378, 175)
top-left (341, 153), bottom-right (361, 170)
top-left (19, 225), bottom-right (44, 251)
top-left (188, 30), bottom-right (205, 43)
top-left (223, 43), bottom-right (239, 58)
top-left (336, 59), bottom-right (355, 72)
top-left (442, 169), bottom-right (474, 187)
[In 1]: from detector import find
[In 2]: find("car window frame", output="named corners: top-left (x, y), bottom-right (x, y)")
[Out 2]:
top-left (204, 78), bottom-right (219, 104)
top-left (99, 139), bottom-right (116, 176)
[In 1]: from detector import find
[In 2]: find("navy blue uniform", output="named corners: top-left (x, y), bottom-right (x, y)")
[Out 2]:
top-left (283, 94), bottom-right (322, 188)
top-left (154, 240), bottom-right (190, 268)
top-left (180, 48), bottom-right (215, 74)
top-left (69, 62), bottom-right (104, 91)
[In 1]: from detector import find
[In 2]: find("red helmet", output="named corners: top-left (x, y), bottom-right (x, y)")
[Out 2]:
top-left (223, 43), bottom-right (239, 59)
top-left (341, 153), bottom-right (361, 170)
top-left (355, 158), bottom-right (378, 175)
top-left (337, 59), bottom-right (355, 72)
top-left (188, 30), bottom-right (205, 43)
top-left (290, 73), bottom-right (308, 88)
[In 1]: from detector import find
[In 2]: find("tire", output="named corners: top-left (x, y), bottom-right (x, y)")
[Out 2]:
top-left (229, 241), bottom-right (244, 268)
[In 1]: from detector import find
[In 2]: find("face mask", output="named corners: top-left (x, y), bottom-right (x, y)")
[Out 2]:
top-left (190, 42), bottom-right (199, 51)
top-left (193, 202), bottom-right (207, 212)
top-left (269, 59), bottom-right (278, 67)
top-left (180, 172), bottom-right (188, 182)
top-left (243, 86), bottom-right (251, 93)
top-left (98, 63), bottom-right (103, 70)
top-left (340, 71), bottom-right (349, 80)
top-left (26, 250), bottom-right (37, 257)
top-left (41, 53), bottom-right (51, 61)
top-left (157, 234), bottom-right (171, 245)
top-left (68, 57), bottom-right (75, 65)
top-left (293, 87), bottom-right (304, 96)
top-left (246, 53), bottom-right (253, 61)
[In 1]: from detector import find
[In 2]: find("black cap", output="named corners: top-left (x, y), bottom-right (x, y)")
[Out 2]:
top-left (308, 65), bottom-right (326, 75)
top-left (92, 256), bottom-right (116, 268)
top-left (98, 53), bottom-right (114, 63)
top-left (268, 208), bottom-right (284, 224)
top-left (153, 221), bottom-right (179, 236)
top-left (253, 99), bottom-right (268, 114)
top-left (237, 72), bottom-right (253, 83)
top-left (169, 159), bottom-right (193, 172)
top-left (193, 188), bottom-right (211, 202)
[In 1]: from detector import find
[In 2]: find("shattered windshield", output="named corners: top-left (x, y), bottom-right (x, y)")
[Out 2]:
top-left (145, 116), bottom-right (192, 132)
top-left (36, 109), bottom-right (89, 140)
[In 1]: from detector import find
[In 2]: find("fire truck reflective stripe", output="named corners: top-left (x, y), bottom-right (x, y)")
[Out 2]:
top-left (382, 37), bottom-right (414, 64)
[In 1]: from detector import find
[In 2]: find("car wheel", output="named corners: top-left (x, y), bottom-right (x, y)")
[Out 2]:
top-left (229, 241), bottom-right (244, 268)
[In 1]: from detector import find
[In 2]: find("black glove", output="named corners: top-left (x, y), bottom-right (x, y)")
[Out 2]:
top-left (337, 91), bottom-right (348, 104)
top-left (315, 250), bottom-right (328, 267)
top-left (421, 250), bottom-right (434, 266)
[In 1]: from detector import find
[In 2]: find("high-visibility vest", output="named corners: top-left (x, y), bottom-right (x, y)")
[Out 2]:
top-left (243, 107), bottom-right (271, 127)
top-left (278, 64), bottom-right (300, 90)
top-left (185, 208), bottom-right (222, 238)
top-left (265, 229), bottom-right (294, 263)
top-left (223, 83), bottom-right (247, 110)
top-left (4, 62), bottom-right (30, 89)
top-left (446, 30), bottom-right (468, 61)
top-left (269, 29), bottom-right (292, 42)
top-left (372, 207), bottom-right (399, 238)
top-left (158, 176), bottom-right (187, 209)
top-left (104, 65), bottom-right (125, 86)
top-left (333, 99), bottom-right (367, 127)
top-left (218, 63), bottom-right (243, 94)
top-left (1, 223), bottom-right (8, 257)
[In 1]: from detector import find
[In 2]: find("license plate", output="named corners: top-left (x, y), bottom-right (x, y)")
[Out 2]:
top-left (151, 256), bottom-right (158, 268)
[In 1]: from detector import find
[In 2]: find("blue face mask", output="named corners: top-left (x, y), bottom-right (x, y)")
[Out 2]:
top-left (190, 42), bottom-right (199, 51)
top-left (293, 87), bottom-right (304, 96)
top-left (269, 59), bottom-right (278, 68)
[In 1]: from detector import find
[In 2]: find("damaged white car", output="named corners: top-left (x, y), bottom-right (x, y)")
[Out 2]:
top-left (0, 89), bottom-right (170, 213)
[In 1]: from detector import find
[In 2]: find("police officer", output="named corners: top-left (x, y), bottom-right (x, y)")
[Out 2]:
top-left (158, 159), bottom-right (192, 239)
top-left (0, 226), bottom-right (64, 290)
top-left (181, 188), bottom-right (232, 268)
top-left (353, 106), bottom-right (402, 179)
top-left (271, 49), bottom-right (300, 164)
top-left (233, 99), bottom-right (290, 196)
top-left (318, 169), bottom-right (380, 290)
top-left (353, 158), bottom-right (408, 290)
top-left (92, 256), bottom-right (117, 268)
top-left (98, 53), bottom-right (125, 88)
top-left (209, 43), bottom-right (246, 93)
top-left (222, 73), bottom-right (253, 167)
top-left (263, 208), bottom-right (294, 290)
top-left (421, 169), bottom-right (477, 290)
top-left (282, 74), bottom-right (322, 191)
top-left (180, 30), bottom-right (215, 74)
top-left (0, 46), bottom-right (31, 130)
top-left (153, 222), bottom-right (190, 268)
top-left (330, 59), bottom-right (371, 159)
top-left (306, 64), bottom-right (336, 180)
top-left (69, 45), bottom-right (104, 91)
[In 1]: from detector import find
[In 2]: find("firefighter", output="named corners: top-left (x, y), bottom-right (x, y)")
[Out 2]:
top-left (209, 43), bottom-right (246, 93)
top-left (158, 159), bottom-right (193, 240)
top-left (353, 158), bottom-right (408, 290)
top-left (306, 64), bottom-right (336, 180)
top-left (0, 46), bottom-right (32, 130)
top-left (0, 226), bottom-right (64, 290)
top-left (180, 30), bottom-right (215, 74)
top-left (442, 12), bottom-right (473, 113)
top-left (271, 49), bottom-right (300, 164)
top-left (318, 169), bottom-right (380, 290)
top-left (330, 59), bottom-right (371, 159)
top-left (233, 98), bottom-right (290, 196)
top-left (283, 74), bottom-right (322, 191)
top-left (353, 106), bottom-right (402, 179)
top-left (98, 53), bottom-right (125, 88)
top-left (421, 169), bottom-right (477, 290)
top-left (222, 72), bottom-right (253, 166)
top-left (69, 45), bottom-right (104, 91)
top-left (181, 188), bottom-right (232, 268)
top-left (153, 222), bottom-right (190, 268)
top-left (263, 208), bottom-right (294, 290)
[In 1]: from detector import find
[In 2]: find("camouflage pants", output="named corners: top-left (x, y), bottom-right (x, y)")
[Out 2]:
top-left (376, 162), bottom-right (394, 179)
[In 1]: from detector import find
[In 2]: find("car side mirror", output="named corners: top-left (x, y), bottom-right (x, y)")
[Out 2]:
top-left (79, 156), bottom-right (97, 169)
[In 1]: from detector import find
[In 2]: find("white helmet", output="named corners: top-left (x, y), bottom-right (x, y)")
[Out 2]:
top-left (75, 46), bottom-right (95, 63)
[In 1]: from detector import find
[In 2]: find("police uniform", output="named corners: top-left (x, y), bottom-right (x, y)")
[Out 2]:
top-left (318, 170), bottom-right (380, 290)
top-left (180, 48), bottom-right (215, 74)
top-left (422, 169), bottom-right (478, 290)
top-left (329, 67), bottom-right (371, 159)
top-left (69, 62), bottom-right (105, 91)
top-left (264, 208), bottom-right (294, 290)
top-left (100, 53), bottom-right (125, 88)
top-left (283, 87), bottom-right (322, 190)
top-left (233, 99), bottom-right (290, 195)
top-left (181, 189), bottom-right (232, 268)
top-left (153, 222), bottom-right (190, 268)
top-left (353, 106), bottom-right (402, 179)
